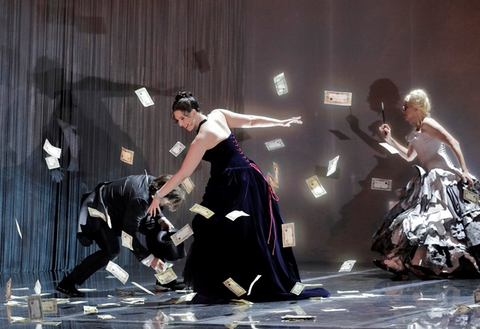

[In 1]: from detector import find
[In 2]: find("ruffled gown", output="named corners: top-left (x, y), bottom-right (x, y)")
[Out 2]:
top-left (183, 133), bottom-right (330, 303)
top-left (372, 130), bottom-right (480, 279)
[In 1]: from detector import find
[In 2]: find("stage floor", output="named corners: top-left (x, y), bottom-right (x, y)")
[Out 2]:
top-left (2, 262), bottom-right (480, 328)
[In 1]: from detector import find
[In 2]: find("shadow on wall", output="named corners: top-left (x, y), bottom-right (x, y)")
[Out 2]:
top-left (326, 79), bottom-right (414, 263)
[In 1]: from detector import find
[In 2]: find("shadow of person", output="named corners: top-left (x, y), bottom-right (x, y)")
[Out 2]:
top-left (32, 56), bottom-right (178, 189)
top-left (326, 79), bottom-right (413, 263)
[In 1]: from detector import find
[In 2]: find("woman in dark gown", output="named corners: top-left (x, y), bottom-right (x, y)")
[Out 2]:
top-left (148, 92), bottom-right (330, 303)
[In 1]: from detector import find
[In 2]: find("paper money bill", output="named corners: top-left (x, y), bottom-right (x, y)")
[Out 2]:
top-left (176, 292), bottom-right (197, 304)
top-left (223, 278), bottom-right (246, 297)
top-left (189, 203), bottom-right (214, 219)
top-left (88, 207), bottom-right (106, 221)
top-left (169, 141), bottom-right (186, 157)
top-left (170, 223), bottom-right (194, 246)
top-left (265, 139), bottom-right (285, 151)
top-left (132, 282), bottom-right (155, 295)
top-left (305, 175), bottom-right (327, 198)
top-left (371, 178), bottom-right (392, 191)
top-left (120, 147), bottom-right (134, 165)
top-left (273, 162), bottom-right (279, 184)
top-left (379, 142), bottom-right (399, 154)
top-left (106, 261), bottom-right (129, 284)
top-left (326, 155), bottom-right (339, 177)
top-left (15, 218), bottom-right (22, 239)
top-left (226, 210), bottom-right (250, 221)
top-left (324, 90), bottom-right (352, 106)
top-left (43, 139), bottom-right (61, 158)
top-left (267, 173), bottom-right (279, 189)
top-left (273, 72), bottom-right (288, 96)
top-left (98, 314), bottom-right (116, 320)
top-left (135, 87), bottom-right (154, 107)
top-left (27, 295), bottom-right (43, 320)
top-left (34, 280), bottom-right (41, 295)
top-left (339, 260), bottom-right (356, 272)
top-left (247, 275), bottom-right (262, 296)
top-left (41, 299), bottom-right (58, 314)
top-left (181, 177), bottom-right (195, 194)
top-left (464, 188), bottom-right (479, 204)
top-left (45, 156), bottom-right (61, 170)
top-left (121, 231), bottom-right (133, 250)
top-left (282, 314), bottom-right (317, 320)
top-left (290, 282), bottom-right (305, 296)
top-left (282, 222), bottom-right (296, 247)
top-left (155, 267), bottom-right (178, 285)
top-left (83, 305), bottom-right (99, 314)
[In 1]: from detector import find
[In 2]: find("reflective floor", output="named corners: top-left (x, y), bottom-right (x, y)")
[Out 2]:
top-left (2, 262), bottom-right (480, 328)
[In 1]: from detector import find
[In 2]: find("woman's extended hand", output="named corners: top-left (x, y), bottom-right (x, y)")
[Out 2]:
top-left (147, 197), bottom-right (161, 217)
top-left (283, 116), bottom-right (302, 127)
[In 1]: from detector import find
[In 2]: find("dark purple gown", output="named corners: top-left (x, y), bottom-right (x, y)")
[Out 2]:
top-left (183, 133), bottom-right (330, 303)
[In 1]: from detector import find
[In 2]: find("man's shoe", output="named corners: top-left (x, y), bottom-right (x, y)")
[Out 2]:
top-left (56, 279), bottom-right (85, 297)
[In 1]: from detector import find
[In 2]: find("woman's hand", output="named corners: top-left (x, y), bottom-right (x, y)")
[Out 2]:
top-left (462, 171), bottom-right (475, 188)
top-left (379, 124), bottom-right (391, 140)
top-left (283, 116), bottom-right (302, 127)
top-left (147, 197), bottom-right (161, 217)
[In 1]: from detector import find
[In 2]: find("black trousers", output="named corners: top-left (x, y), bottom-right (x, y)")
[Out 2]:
top-left (66, 225), bottom-right (120, 286)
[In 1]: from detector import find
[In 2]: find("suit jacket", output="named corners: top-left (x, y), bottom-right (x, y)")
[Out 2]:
top-left (78, 174), bottom-right (162, 261)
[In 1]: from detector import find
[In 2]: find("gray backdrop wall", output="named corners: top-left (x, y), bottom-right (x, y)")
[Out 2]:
top-left (243, 0), bottom-right (480, 264)
top-left (1, 0), bottom-right (480, 273)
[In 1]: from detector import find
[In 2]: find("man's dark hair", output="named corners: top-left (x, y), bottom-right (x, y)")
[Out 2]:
top-left (149, 174), bottom-right (186, 212)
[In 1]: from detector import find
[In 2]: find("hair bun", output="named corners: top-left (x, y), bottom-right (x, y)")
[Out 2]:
top-left (175, 91), bottom-right (193, 102)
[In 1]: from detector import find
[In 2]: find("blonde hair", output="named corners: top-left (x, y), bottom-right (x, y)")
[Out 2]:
top-left (405, 89), bottom-right (431, 118)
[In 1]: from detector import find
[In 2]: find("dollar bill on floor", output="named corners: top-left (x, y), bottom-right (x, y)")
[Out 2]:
top-left (339, 260), bottom-right (356, 272)
top-left (27, 295), bottom-right (43, 320)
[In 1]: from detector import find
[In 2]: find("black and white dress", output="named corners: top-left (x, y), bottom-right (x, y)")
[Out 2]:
top-left (372, 130), bottom-right (480, 279)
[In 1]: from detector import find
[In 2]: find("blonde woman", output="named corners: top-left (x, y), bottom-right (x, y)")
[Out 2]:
top-left (372, 89), bottom-right (480, 280)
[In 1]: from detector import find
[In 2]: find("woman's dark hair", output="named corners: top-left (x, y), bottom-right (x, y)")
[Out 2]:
top-left (149, 174), bottom-right (186, 212)
top-left (171, 91), bottom-right (201, 118)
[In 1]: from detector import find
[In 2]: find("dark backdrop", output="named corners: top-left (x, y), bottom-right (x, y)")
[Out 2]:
top-left (1, 0), bottom-right (480, 274)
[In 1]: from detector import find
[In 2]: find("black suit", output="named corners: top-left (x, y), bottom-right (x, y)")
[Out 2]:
top-left (66, 174), bottom-right (162, 286)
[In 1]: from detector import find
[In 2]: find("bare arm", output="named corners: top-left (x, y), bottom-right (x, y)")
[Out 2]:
top-left (147, 137), bottom-right (207, 217)
top-left (379, 124), bottom-right (417, 161)
top-left (217, 109), bottom-right (302, 128)
top-left (421, 117), bottom-right (473, 185)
